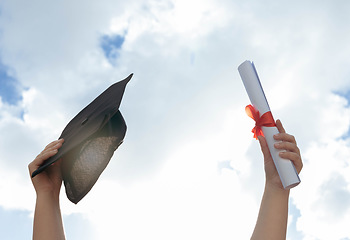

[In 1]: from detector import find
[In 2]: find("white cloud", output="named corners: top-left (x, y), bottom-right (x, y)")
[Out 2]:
top-left (292, 138), bottom-right (350, 239)
top-left (68, 141), bottom-right (260, 240)
top-left (1, 0), bottom-right (350, 239)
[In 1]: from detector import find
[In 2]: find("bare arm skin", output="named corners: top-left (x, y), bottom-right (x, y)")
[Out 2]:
top-left (251, 120), bottom-right (303, 240)
top-left (28, 139), bottom-right (66, 240)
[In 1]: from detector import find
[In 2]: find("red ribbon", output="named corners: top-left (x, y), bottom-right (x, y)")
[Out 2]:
top-left (245, 104), bottom-right (276, 140)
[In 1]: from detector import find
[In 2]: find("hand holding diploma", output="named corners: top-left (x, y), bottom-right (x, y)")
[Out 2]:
top-left (238, 60), bottom-right (301, 189)
top-left (258, 120), bottom-right (303, 190)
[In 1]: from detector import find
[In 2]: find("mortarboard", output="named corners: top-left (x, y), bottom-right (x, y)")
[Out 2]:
top-left (32, 73), bottom-right (132, 204)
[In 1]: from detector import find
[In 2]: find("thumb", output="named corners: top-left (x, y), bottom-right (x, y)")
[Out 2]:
top-left (276, 119), bottom-right (286, 133)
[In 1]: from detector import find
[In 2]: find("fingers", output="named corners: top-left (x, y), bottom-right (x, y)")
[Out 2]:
top-left (273, 132), bottom-right (297, 145)
top-left (273, 120), bottom-right (303, 173)
top-left (273, 130), bottom-right (303, 173)
top-left (28, 139), bottom-right (64, 175)
top-left (43, 139), bottom-right (64, 152)
top-left (39, 139), bottom-right (64, 160)
top-left (278, 151), bottom-right (303, 173)
top-left (274, 141), bottom-right (300, 155)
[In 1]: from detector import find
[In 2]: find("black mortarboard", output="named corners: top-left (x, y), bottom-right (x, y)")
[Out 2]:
top-left (32, 73), bottom-right (132, 204)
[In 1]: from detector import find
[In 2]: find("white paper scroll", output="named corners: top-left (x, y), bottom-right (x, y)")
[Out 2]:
top-left (238, 60), bottom-right (300, 189)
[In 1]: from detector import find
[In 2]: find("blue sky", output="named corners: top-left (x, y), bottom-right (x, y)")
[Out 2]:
top-left (0, 61), bottom-right (22, 105)
top-left (1, 0), bottom-right (350, 239)
top-left (100, 34), bottom-right (125, 64)
top-left (0, 207), bottom-right (32, 239)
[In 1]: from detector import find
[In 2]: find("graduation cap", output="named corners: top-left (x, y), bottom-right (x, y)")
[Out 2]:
top-left (32, 73), bottom-right (132, 204)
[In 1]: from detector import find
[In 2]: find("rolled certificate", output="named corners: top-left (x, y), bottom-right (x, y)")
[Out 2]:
top-left (238, 60), bottom-right (300, 189)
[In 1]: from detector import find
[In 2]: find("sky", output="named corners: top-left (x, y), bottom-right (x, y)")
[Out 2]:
top-left (0, 0), bottom-right (350, 239)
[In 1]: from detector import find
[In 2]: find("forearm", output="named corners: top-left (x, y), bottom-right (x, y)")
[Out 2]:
top-left (33, 193), bottom-right (65, 240)
top-left (251, 183), bottom-right (290, 240)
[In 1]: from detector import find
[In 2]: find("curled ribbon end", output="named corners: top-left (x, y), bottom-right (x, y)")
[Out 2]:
top-left (252, 126), bottom-right (264, 140)
top-left (245, 104), bottom-right (276, 140)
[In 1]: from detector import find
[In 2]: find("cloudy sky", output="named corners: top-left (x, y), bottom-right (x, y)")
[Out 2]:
top-left (1, 0), bottom-right (350, 239)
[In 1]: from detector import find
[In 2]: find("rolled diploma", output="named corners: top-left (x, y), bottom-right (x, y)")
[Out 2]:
top-left (238, 60), bottom-right (300, 189)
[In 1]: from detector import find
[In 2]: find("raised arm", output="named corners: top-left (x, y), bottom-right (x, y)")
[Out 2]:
top-left (250, 120), bottom-right (303, 240)
top-left (28, 139), bottom-right (66, 240)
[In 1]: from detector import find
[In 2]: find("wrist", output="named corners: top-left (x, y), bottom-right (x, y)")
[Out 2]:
top-left (264, 182), bottom-right (290, 197)
top-left (36, 191), bottom-right (60, 204)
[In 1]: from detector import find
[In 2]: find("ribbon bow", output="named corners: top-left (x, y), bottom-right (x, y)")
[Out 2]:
top-left (245, 104), bottom-right (276, 140)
